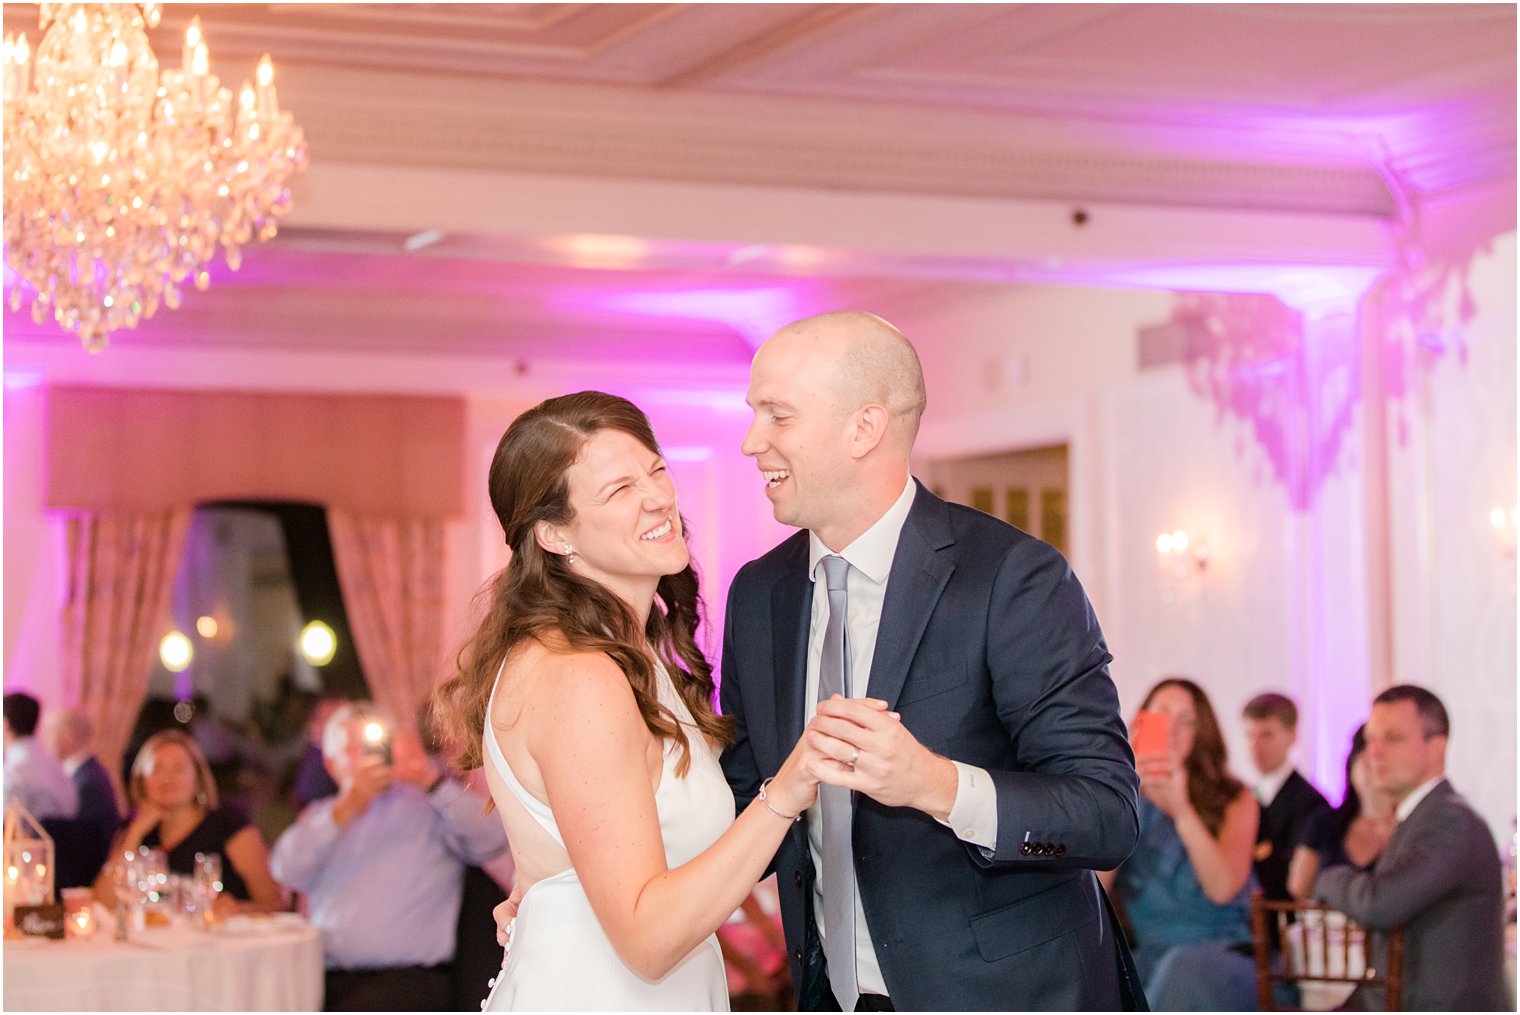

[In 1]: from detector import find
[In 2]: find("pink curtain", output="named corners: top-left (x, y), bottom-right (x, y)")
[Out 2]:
top-left (327, 511), bottom-right (448, 734)
top-left (59, 508), bottom-right (192, 806)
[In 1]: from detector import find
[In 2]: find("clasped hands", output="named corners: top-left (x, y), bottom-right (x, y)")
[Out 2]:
top-left (768, 695), bottom-right (957, 822)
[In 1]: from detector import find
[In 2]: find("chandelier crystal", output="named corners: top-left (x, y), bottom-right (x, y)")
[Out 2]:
top-left (2, 4), bottom-right (307, 352)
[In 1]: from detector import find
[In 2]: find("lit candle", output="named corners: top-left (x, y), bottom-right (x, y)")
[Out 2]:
top-left (256, 55), bottom-right (276, 119)
top-left (109, 37), bottom-right (129, 92)
top-left (191, 42), bottom-right (210, 105)
top-left (238, 81), bottom-right (255, 123)
top-left (12, 32), bottom-right (30, 102)
top-left (70, 8), bottom-right (87, 71)
top-left (183, 17), bottom-right (201, 76)
top-left (70, 906), bottom-right (95, 939)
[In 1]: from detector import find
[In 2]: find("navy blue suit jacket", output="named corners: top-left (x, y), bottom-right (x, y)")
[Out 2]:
top-left (43, 754), bottom-right (122, 888)
top-left (719, 483), bottom-right (1142, 1011)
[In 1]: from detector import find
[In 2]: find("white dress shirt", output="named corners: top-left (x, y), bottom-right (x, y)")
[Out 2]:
top-left (804, 477), bottom-right (997, 999)
top-left (1395, 776), bottom-right (1443, 823)
top-left (1256, 760), bottom-right (1294, 807)
top-left (2, 735), bottom-right (79, 819)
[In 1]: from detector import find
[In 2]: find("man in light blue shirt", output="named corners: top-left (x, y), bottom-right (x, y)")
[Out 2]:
top-left (271, 703), bottom-right (507, 1011)
top-left (3, 693), bottom-right (78, 820)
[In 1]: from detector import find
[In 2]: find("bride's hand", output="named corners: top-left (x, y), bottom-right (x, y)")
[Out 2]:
top-left (762, 733), bottom-right (823, 819)
top-left (765, 697), bottom-right (891, 818)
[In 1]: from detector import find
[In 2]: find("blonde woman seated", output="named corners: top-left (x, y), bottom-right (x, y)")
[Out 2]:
top-left (1101, 678), bottom-right (1259, 1011)
top-left (95, 729), bottom-right (286, 914)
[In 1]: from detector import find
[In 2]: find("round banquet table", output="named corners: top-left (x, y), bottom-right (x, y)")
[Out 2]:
top-left (3, 918), bottom-right (324, 1011)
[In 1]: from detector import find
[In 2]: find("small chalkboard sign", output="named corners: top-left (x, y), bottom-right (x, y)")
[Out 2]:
top-left (14, 902), bottom-right (66, 939)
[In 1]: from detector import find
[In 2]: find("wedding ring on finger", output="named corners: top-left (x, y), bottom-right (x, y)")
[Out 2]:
top-left (848, 749), bottom-right (860, 769)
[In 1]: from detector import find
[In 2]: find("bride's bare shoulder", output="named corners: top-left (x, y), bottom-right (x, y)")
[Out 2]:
top-left (509, 635), bottom-right (632, 706)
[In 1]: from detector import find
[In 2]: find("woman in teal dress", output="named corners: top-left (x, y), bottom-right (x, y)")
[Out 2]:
top-left (1103, 677), bottom-right (1260, 1010)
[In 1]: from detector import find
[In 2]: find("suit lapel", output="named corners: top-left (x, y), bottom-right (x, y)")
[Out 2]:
top-left (1381, 779), bottom-right (1451, 861)
top-left (866, 483), bottom-right (955, 709)
top-left (771, 537), bottom-right (812, 749)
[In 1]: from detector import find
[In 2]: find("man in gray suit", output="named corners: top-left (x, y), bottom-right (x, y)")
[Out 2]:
top-left (1314, 685), bottom-right (1509, 1011)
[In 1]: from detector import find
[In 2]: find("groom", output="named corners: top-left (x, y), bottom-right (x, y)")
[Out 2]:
top-left (719, 311), bottom-right (1143, 1011)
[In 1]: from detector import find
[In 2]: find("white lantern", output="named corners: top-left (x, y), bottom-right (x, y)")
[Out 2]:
top-left (3, 800), bottom-right (55, 929)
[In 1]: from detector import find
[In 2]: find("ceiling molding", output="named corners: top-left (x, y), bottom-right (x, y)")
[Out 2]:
top-left (276, 63), bottom-right (1399, 216)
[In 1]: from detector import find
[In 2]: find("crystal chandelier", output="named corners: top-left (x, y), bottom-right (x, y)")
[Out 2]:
top-left (2, 4), bottom-right (307, 352)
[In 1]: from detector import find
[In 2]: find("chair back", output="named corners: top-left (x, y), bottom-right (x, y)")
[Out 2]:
top-left (1250, 892), bottom-right (1404, 1011)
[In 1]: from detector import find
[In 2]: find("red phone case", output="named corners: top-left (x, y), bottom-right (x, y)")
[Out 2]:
top-left (1132, 710), bottom-right (1170, 755)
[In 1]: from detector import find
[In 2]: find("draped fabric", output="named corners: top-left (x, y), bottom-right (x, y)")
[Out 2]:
top-left (59, 508), bottom-right (192, 807)
top-left (327, 511), bottom-right (448, 734)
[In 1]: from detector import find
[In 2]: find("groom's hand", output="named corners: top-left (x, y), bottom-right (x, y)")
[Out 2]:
top-left (494, 880), bottom-right (525, 947)
top-left (808, 697), bottom-right (958, 822)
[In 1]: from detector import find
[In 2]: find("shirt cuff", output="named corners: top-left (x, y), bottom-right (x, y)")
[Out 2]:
top-left (937, 761), bottom-right (998, 850)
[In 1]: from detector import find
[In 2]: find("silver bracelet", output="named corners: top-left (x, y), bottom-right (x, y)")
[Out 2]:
top-left (758, 777), bottom-right (801, 822)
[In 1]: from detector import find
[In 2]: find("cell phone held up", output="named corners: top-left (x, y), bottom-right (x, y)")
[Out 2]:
top-left (359, 719), bottom-right (393, 765)
top-left (1131, 709), bottom-right (1170, 757)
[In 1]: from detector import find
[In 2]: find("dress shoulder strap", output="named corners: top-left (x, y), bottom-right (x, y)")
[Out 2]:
top-left (484, 661), bottom-right (565, 846)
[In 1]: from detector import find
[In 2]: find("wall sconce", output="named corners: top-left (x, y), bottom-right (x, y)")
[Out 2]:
top-left (1491, 506), bottom-right (1517, 558)
top-left (1156, 529), bottom-right (1210, 579)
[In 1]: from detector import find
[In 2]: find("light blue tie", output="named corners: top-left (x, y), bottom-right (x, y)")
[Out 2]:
top-left (817, 554), bottom-right (858, 1010)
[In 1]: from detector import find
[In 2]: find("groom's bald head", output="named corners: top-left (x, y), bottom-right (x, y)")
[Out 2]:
top-left (763, 310), bottom-right (926, 454)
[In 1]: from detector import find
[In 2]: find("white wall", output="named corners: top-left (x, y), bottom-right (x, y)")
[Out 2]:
top-left (2, 383), bottom-right (64, 705)
top-left (1382, 191), bottom-right (1517, 840)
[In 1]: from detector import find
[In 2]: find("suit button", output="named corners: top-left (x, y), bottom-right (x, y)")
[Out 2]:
top-left (1055, 844), bottom-right (1067, 857)
top-left (794, 871), bottom-right (803, 889)
top-left (794, 948), bottom-right (803, 962)
top-left (1019, 842), bottom-right (1033, 855)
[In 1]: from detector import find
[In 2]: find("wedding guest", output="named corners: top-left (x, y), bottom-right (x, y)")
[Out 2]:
top-left (1104, 677), bottom-right (1259, 1011)
top-left (95, 729), bottom-right (286, 914)
top-left (291, 697), bottom-right (344, 808)
top-left (1242, 692), bottom-right (1329, 904)
top-left (1314, 685), bottom-right (1510, 1010)
top-left (3, 692), bottom-right (79, 819)
top-left (269, 703), bottom-right (508, 1012)
top-left (39, 707), bottom-right (121, 887)
top-left (1286, 724), bottom-right (1394, 900)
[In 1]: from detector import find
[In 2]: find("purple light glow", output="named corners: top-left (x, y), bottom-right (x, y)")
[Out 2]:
top-left (1173, 291), bottom-right (1363, 513)
top-left (3, 368), bottom-right (43, 389)
top-left (1065, 263), bottom-right (1385, 307)
top-left (562, 285), bottom-right (812, 347)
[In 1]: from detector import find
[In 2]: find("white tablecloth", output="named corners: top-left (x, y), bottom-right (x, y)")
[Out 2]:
top-left (4, 919), bottom-right (323, 1011)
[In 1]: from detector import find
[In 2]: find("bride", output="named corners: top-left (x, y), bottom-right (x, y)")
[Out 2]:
top-left (434, 391), bottom-right (864, 1011)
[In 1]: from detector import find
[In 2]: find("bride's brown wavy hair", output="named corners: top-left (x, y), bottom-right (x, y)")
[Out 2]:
top-left (433, 391), bottom-right (732, 777)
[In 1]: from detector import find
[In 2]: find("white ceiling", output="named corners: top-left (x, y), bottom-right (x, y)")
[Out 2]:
top-left (2, 3), bottom-right (1514, 378)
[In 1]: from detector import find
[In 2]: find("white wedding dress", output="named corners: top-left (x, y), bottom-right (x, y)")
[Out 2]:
top-left (479, 658), bottom-right (734, 1012)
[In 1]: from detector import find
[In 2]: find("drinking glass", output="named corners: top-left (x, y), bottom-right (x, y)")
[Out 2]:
top-left (193, 852), bottom-right (223, 927)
